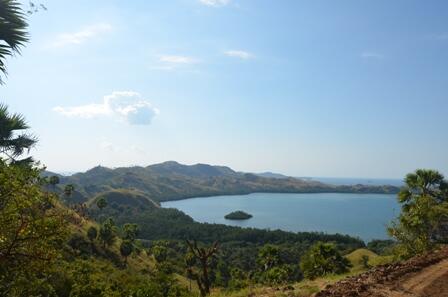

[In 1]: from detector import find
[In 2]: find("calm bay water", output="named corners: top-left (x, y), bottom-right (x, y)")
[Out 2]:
top-left (162, 193), bottom-right (400, 242)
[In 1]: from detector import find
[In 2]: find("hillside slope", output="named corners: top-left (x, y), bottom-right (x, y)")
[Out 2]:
top-left (58, 161), bottom-right (400, 203)
top-left (316, 246), bottom-right (448, 297)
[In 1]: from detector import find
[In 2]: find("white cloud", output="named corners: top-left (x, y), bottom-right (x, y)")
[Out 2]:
top-left (199, 0), bottom-right (230, 7)
top-left (53, 91), bottom-right (159, 125)
top-left (100, 141), bottom-right (117, 152)
top-left (361, 52), bottom-right (384, 59)
top-left (152, 55), bottom-right (199, 71)
top-left (50, 23), bottom-right (112, 47)
top-left (159, 55), bottom-right (198, 64)
top-left (224, 50), bottom-right (254, 59)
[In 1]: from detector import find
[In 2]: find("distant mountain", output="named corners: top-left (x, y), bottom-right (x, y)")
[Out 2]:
top-left (149, 161), bottom-right (236, 178)
top-left (55, 161), bottom-right (401, 203)
top-left (256, 172), bottom-right (290, 179)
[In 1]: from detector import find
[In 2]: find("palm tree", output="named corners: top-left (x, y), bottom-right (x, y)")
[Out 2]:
top-left (0, 0), bottom-right (29, 83)
top-left (389, 169), bottom-right (448, 256)
top-left (399, 169), bottom-right (448, 203)
top-left (0, 104), bottom-right (37, 163)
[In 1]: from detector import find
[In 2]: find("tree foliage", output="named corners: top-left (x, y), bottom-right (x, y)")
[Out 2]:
top-left (120, 240), bottom-right (134, 263)
top-left (87, 226), bottom-right (98, 242)
top-left (0, 0), bottom-right (29, 83)
top-left (99, 218), bottom-right (117, 248)
top-left (123, 223), bottom-right (139, 241)
top-left (96, 196), bottom-right (107, 210)
top-left (0, 160), bottom-right (68, 295)
top-left (300, 242), bottom-right (351, 280)
top-left (388, 169), bottom-right (448, 258)
top-left (0, 104), bottom-right (37, 163)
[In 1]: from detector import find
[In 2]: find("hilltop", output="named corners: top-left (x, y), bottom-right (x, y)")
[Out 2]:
top-left (55, 161), bottom-right (400, 203)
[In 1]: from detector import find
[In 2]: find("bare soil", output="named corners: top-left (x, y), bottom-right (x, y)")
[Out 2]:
top-left (315, 246), bottom-right (448, 297)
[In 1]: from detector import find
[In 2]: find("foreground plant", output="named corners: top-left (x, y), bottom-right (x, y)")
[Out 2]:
top-left (388, 169), bottom-right (448, 258)
top-left (0, 160), bottom-right (68, 295)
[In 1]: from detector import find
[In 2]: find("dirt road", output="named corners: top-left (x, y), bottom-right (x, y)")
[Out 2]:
top-left (316, 246), bottom-right (448, 297)
top-left (373, 258), bottom-right (448, 297)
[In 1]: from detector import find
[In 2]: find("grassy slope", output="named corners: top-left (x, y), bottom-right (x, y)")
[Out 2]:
top-left (66, 208), bottom-right (197, 292)
top-left (86, 188), bottom-right (160, 209)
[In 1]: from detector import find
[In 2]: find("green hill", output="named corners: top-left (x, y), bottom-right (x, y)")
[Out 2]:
top-left (346, 248), bottom-right (394, 272)
top-left (58, 161), bottom-right (400, 203)
top-left (88, 189), bottom-right (160, 210)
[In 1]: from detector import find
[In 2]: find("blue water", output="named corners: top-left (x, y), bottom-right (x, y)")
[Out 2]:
top-left (162, 193), bottom-right (400, 242)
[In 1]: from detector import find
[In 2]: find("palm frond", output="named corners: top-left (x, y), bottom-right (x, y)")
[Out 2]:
top-left (0, 104), bottom-right (37, 162)
top-left (0, 0), bottom-right (29, 83)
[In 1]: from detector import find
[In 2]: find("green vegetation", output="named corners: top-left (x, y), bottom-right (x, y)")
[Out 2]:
top-left (300, 242), bottom-right (352, 279)
top-left (0, 160), bottom-right (68, 295)
top-left (55, 161), bottom-right (400, 204)
top-left (388, 169), bottom-right (448, 258)
top-left (345, 248), bottom-right (393, 272)
top-left (1, 5), bottom-right (446, 295)
top-left (0, 0), bottom-right (28, 83)
top-left (186, 240), bottom-right (219, 297)
top-left (366, 239), bottom-right (396, 255)
top-left (0, 104), bottom-right (37, 164)
top-left (224, 211), bottom-right (253, 220)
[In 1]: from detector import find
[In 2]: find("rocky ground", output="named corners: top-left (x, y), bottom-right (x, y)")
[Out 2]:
top-left (315, 246), bottom-right (448, 297)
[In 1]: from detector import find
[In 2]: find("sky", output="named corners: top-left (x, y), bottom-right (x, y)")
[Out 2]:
top-left (2, 0), bottom-right (448, 178)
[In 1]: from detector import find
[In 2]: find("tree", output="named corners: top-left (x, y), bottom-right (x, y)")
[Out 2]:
top-left (99, 218), bottom-right (117, 248)
top-left (300, 242), bottom-right (351, 280)
top-left (0, 160), bottom-right (68, 295)
top-left (0, 104), bottom-right (37, 164)
top-left (388, 169), bottom-right (448, 258)
top-left (185, 240), bottom-right (219, 297)
top-left (360, 255), bottom-right (370, 269)
top-left (152, 244), bottom-right (168, 263)
top-left (48, 175), bottom-right (60, 191)
top-left (0, 0), bottom-right (29, 83)
top-left (64, 184), bottom-right (75, 198)
top-left (123, 223), bottom-right (139, 241)
top-left (96, 197), bottom-right (107, 210)
top-left (87, 226), bottom-right (98, 243)
top-left (120, 240), bottom-right (133, 264)
top-left (184, 252), bottom-right (196, 291)
top-left (257, 244), bottom-right (281, 272)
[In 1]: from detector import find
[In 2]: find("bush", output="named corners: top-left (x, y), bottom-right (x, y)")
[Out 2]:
top-left (300, 242), bottom-right (352, 279)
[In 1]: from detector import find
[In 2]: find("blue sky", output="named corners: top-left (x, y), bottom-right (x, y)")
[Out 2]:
top-left (2, 0), bottom-right (448, 178)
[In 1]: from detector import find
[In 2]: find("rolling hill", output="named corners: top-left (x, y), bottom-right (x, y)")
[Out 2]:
top-left (55, 161), bottom-right (401, 203)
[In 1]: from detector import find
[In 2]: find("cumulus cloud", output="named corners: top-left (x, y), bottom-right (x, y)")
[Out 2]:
top-left (50, 23), bottom-right (112, 47)
top-left (224, 50), bottom-right (254, 59)
top-left (199, 0), bottom-right (230, 7)
top-left (361, 51), bottom-right (384, 59)
top-left (53, 91), bottom-right (159, 125)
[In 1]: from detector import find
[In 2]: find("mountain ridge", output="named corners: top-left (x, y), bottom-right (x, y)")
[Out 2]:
top-left (54, 161), bottom-right (401, 204)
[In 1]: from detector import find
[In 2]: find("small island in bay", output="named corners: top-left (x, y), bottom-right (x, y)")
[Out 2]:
top-left (224, 210), bottom-right (253, 220)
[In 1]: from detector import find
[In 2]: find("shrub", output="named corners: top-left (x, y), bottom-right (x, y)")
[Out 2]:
top-left (300, 242), bottom-right (351, 279)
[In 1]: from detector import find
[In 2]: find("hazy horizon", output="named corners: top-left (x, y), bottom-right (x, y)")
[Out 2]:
top-left (4, 0), bottom-right (448, 178)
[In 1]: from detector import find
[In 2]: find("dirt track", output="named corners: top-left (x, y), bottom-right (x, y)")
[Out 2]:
top-left (372, 259), bottom-right (448, 297)
top-left (315, 246), bottom-right (448, 297)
